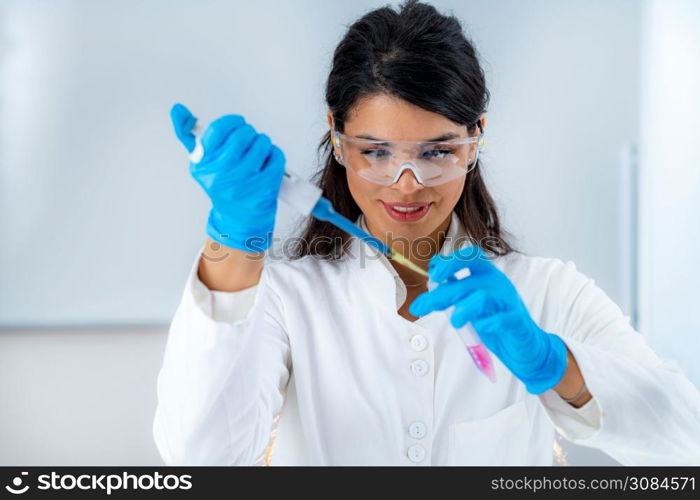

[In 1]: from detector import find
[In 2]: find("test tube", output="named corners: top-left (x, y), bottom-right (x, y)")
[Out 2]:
top-left (428, 274), bottom-right (496, 383)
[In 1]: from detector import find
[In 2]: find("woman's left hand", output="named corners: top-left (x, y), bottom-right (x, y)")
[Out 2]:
top-left (409, 246), bottom-right (569, 394)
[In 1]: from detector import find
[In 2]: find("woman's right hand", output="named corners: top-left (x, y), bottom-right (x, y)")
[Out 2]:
top-left (170, 103), bottom-right (286, 253)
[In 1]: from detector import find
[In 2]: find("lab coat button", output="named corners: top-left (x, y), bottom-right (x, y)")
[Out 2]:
top-left (408, 421), bottom-right (427, 439)
top-left (407, 444), bottom-right (426, 463)
top-left (409, 334), bottom-right (428, 351)
top-left (410, 359), bottom-right (429, 377)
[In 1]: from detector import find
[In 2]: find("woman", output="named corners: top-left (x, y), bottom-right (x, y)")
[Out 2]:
top-left (153, 0), bottom-right (700, 465)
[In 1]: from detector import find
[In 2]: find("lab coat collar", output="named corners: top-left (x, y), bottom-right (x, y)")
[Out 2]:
top-left (348, 211), bottom-right (474, 312)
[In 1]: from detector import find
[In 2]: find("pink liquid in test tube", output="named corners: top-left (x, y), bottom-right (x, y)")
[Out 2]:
top-left (456, 322), bottom-right (496, 383)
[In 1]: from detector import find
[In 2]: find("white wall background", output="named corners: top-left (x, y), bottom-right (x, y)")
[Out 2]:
top-left (1, 0), bottom-right (695, 466)
top-left (638, 0), bottom-right (700, 385)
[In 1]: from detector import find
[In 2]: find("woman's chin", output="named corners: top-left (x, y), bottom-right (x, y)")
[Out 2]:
top-left (375, 218), bottom-right (437, 242)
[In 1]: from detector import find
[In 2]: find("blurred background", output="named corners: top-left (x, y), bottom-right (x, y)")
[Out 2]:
top-left (0, 0), bottom-right (698, 465)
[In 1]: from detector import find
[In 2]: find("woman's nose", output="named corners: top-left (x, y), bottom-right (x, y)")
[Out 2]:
top-left (392, 166), bottom-right (425, 193)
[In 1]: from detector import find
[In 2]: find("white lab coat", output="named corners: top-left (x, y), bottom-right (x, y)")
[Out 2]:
top-left (153, 211), bottom-right (700, 466)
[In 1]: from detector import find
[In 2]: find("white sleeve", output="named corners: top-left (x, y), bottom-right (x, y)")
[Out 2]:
top-left (152, 249), bottom-right (291, 465)
top-left (537, 260), bottom-right (700, 465)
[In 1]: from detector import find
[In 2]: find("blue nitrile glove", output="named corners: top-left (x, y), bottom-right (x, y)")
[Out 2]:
top-left (170, 103), bottom-right (286, 252)
top-left (409, 246), bottom-right (569, 394)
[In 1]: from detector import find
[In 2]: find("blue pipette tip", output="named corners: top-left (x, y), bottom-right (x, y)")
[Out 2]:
top-left (310, 197), bottom-right (428, 277)
top-left (311, 197), bottom-right (390, 255)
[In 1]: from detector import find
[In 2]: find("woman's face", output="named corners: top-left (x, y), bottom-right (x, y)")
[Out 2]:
top-left (328, 93), bottom-right (485, 247)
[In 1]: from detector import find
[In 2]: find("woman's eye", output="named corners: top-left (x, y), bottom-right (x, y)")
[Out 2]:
top-left (422, 149), bottom-right (455, 159)
top-left (360, 149), bottom-right (391, 158)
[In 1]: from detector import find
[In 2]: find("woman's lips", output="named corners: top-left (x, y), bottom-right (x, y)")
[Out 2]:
top-left (380, 201), bottom-right (432, 222)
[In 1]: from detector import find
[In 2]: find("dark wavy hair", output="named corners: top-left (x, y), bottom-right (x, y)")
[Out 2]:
top-left (290, 0), bottom-right (515, 260)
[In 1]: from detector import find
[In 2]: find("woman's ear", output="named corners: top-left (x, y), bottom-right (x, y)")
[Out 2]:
top-left (327, 110), bottom-right (342, 160)
top-left (480, 113), bottom-right (487, 130)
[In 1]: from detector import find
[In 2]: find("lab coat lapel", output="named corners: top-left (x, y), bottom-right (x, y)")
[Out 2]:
top-left (344, 227), bottom-right (398, 313)
top-left (347, 211), bottom-right (474, 315)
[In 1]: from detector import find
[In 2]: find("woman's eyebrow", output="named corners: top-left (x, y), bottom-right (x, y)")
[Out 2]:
top-left (355, 132), bottom-right (462, 142)
top-left (424, 132), bottom-right (461, 142)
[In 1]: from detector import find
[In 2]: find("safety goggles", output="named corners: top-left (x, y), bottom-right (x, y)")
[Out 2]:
top-left (331, 130), bottom-right (485, 186)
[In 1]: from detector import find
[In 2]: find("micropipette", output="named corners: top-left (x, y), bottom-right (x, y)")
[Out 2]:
top-left (188, 124), bottom-right (427, 278)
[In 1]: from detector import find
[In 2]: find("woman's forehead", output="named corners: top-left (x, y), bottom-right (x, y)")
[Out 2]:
top-left (345, 93), bottom-right (467, 140)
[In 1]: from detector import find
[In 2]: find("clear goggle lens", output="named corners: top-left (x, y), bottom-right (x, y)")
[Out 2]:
top-left (332, 131), bottom-right (485, 186)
